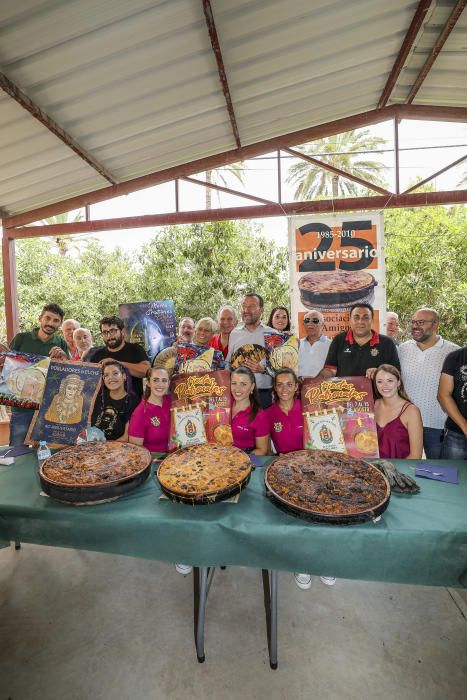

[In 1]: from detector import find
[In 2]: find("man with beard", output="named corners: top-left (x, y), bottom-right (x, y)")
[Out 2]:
top-left (227, 293), bottom-right (274, 408)
top-left (320, 303), bottom-right (400, 379)
top-left (399, 308), bottom-right (459, 458)
top-left (8, 303), bottom-right (69, 444)
top-left (85, 316), bottom-right (150, 397)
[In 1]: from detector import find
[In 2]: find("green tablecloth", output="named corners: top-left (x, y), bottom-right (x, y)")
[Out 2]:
top-left (0, 454), bottom-right (466, 587)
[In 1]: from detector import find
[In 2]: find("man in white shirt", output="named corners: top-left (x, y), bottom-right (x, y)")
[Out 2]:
top-left (298, 310), bottom-right (331, 379)
top-left (398, 307), bottom-right (459, 458)
top-left (227, 293), bottom-right (274, 408)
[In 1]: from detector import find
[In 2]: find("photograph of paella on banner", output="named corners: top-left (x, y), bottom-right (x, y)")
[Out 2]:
top-left (169, 369), bottom-right (232, 451)
top-left (301, 376), bottom-right (379, 459)
top-left (26, 361), bottom-right (102, 447)
top-left (289, 214), bottom-right (386, 340)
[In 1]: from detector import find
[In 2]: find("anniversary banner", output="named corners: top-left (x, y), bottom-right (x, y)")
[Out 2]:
top-left (289, 214), bottom-right (387, 339)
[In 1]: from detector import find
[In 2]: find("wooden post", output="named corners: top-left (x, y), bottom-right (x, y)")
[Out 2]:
top-left (1, 222), bottom-right (19, 341)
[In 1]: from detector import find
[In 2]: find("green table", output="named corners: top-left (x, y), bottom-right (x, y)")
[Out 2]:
top-left (0, 454), bottom-right (466, 588)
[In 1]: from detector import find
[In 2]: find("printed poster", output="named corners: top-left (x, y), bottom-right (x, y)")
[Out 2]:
top-left (169, 370), bottom-right (232, 451)
top-left (0, 351), bottom-right (50, 409)
top-left (289, 214), bottom-right (386, 339)
top-left (175, 344), bottom-right (225, 374)
top-left (301, 376), bottom-right (379, 459)
top-left (26, 361), bottom-right (102, 447)
top-left (119, 300), bottom-right (177, 361)
top-left (264, 333), bottom-right (299, 373)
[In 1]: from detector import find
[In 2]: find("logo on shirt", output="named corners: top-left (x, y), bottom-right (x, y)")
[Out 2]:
top-left (370, 348), bottom-right (379, 357)
top-left (273, 422), bottom-right (283, 433)
top-left (150, 416), bottom-right (161, 427)
top-left (344, 348), bottom-right (352, 353)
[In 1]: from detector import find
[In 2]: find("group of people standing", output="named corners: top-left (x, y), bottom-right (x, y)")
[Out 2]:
top-left (5, 297), bottom-right (466, 463)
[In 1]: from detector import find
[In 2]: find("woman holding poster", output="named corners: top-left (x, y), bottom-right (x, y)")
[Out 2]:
top-left (373, 364), bottom-right (423, 459)
top-left (230, 367), bottom-right (269, 455)
top-left (266, 369), bottom-right (302, 453)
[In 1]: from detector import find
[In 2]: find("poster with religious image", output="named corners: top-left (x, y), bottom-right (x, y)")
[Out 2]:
top-left (169, 370), bottom-right (232, 451)
top-left (175, 343), bottom-right (225, 374)
top-left (26, 361), bottom-right (102, 447)
top-left (119, 300), bottom-right (177, 361)
top-left (301, 376), bottom-right (379, 459)
top-left (0, 351), bottom-right (50, 409)
top-left (289, 214), bottom-right (387, 339)
top-left (264, 333), bottom-right (299, 373)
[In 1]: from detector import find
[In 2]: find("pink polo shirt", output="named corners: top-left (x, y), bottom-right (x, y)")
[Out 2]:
top-left (128, 395), bottom-right (171, 453)
top-left (231, 405), bottom-right (269, 451)
top-left (266, 398), bottom-right (303, 453)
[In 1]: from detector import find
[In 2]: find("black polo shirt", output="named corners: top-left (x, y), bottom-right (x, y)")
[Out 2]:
top-left (324, 329), bottom-right (400, 377)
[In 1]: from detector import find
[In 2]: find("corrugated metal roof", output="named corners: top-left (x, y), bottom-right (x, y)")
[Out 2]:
top-left (0, 0), bottom-right (465, 217)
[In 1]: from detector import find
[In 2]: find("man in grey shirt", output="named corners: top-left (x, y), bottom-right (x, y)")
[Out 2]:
top-left (227, 293), bottom-right (274, 408)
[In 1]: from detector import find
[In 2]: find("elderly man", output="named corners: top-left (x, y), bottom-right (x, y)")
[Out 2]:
top-left (438, 346), bottom-right (467, 460)
top-left (399, 308), bottom-right (459, 458)
top-left (227, 293), bottom-right (274, 408)
top-left (209, 305), bottom-right (238, 359)
top-left (386, 312), bottom-right (399, 344)
top-left (8, 303), bottom-right (69, 445)
top-left (177, 317), bottom-right (195, 344)
top-left (320, 303), bottom-right (399, 379)
top-left (298, 310), bottom-right (331, 379)
top-left (73, 327), bottom-right (93, 361)
top-left (61, 318), bottom-right (81, 360)
top-left (85, 315), bottom-right (150, 397)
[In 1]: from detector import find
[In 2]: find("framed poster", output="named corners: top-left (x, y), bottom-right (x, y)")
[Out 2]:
top-left (27, 361), bottom-right (102, 447)
top-left (289, 214), bottom-right (386, 339)
top-left (119, 300), bottom-right (177, 361)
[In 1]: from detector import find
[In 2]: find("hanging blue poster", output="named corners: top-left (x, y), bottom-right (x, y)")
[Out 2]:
top-left (119, 300), bottom-right (177, 361)
top-left (26, 360), bottom-right (102, 447)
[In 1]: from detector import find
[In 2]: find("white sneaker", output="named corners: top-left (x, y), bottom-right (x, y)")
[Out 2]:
top-left (319, 576), bottom-right (336, 586)
top-left (175, 564), bottom-right (193, 575)
top-left (294, 573), bottom-right (312, 590)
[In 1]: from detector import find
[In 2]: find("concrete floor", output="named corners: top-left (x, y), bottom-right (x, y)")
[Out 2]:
top-left (0, 544), bottom-right (466, 700)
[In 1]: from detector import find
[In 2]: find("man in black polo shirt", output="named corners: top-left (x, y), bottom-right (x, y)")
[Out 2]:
top-left (320, 303), bottom-right (400, 379)
top-left (85, 316), bottom-right (150, 397)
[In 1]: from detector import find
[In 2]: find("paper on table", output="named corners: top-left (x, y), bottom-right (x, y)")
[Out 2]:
top-left (415, 463), bottom-right (459, 484)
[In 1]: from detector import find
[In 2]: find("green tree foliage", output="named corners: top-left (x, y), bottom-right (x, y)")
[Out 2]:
top-left (384, 205), bottom-right (467, 345)
top-left (7, 221), bottom-right (288, 337)
top-left (287, 129), bottom-right (387, 199)
top-left (135, 221), bottom-right (289, 319)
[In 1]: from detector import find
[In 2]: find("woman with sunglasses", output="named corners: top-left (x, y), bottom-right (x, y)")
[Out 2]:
top-left (297, 310), bottom-right (331, 379)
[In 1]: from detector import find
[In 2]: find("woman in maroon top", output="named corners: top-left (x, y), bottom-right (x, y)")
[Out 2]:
top-left (230, 367), bottom-right (269, 455)
top-left (373, 364), bottom-right (423, 459)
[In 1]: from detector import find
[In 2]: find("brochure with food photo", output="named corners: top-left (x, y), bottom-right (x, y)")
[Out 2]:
top-left (301, 376), bottom-right (379, 459)
top-left (264, 333), bottom-right (299, 373)
top-left (168, 369), bottom-right (232, 451)
top-left (175, 344), bottom-right (225, 374)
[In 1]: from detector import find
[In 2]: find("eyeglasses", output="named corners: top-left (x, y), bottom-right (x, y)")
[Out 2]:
top-left (101, 328), bottom-right (120, 337)
top-left (410, 320), bottom-right (434, 327)
top-left (303, 318), bottom-right (320, 324)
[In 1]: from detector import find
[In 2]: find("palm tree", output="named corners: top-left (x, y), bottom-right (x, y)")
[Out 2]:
top-left (205, 162), bottom-right (246, 208)
top-left (38, 211), bottom-right (95, 256)
top-left (287, 129), bottom-right (387, 199)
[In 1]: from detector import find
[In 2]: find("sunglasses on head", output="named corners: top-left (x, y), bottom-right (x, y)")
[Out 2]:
top-left (303, 317), bottom-right (320, 324)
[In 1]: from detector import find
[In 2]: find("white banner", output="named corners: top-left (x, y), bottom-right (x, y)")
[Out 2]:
top-left (289, 213), bottom-right (386, 339)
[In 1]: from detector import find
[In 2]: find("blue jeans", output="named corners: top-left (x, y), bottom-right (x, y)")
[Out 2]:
top-left (9, 410), bottom-right (34, 446)
top-left (423, 427), bottom-right (443, 459)
top-left (440, 429), bottom-right (467, 460)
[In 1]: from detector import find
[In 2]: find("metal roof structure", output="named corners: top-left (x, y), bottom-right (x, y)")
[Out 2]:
top-left (1, 0), bottom-right (467, 337)
top-left (0, 0), bottom-right (466, 220)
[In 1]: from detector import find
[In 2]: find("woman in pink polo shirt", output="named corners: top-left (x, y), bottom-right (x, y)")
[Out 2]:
top-left (230, 367), bottom-right (270, 455)
top-left (266, 368), bottom-right (303, 453)
top-left (129, 367), bottom-right (171, 453)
